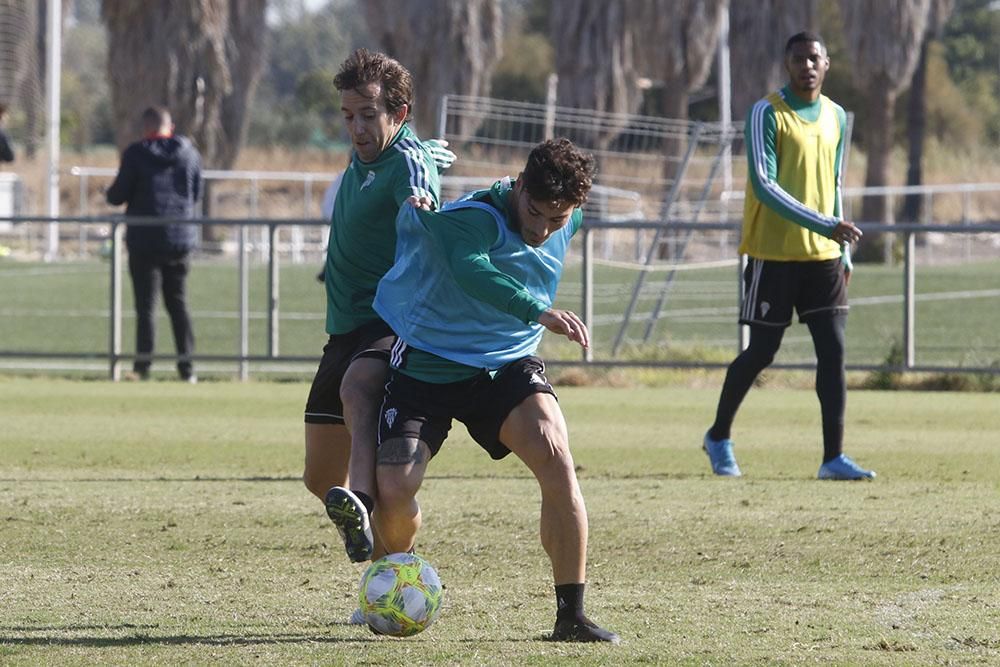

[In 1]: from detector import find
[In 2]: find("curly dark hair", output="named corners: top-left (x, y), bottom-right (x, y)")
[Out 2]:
top-left (520, 138), bottom-right (596, 208)
top-left (333, 48), bottom-right (414, 122)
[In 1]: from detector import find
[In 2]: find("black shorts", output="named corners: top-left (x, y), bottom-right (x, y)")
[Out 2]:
top-left (740, 257), bottom-right (848, 327)
top-left (304, 319), bottom-right (395, 425)
top-left (378, 356), bottom-right (557, 460)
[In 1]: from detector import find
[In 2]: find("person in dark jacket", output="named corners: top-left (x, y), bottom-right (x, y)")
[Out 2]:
top-left (107, 106), bottom-right (202, 382)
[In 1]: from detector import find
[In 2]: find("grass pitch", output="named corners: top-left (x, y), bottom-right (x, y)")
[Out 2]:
top-left (1, 377), bottom-right (999, 665)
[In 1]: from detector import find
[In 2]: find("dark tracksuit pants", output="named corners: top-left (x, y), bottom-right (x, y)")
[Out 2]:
top-left (128, 250), bottom-right (195, 379)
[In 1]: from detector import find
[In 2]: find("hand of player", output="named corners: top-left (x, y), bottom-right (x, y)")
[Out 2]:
top-left (832, 220), bottom-right (862, 245)
top-left (405, 194), bottom-right (434, 211)
top-left (425, 139), bottom-right (456, 171)
top-left (538, 308), bottom-right (589, 349)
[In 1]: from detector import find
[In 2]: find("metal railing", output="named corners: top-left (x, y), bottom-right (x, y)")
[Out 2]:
top-left (2, 215), bottom-right (999, 379)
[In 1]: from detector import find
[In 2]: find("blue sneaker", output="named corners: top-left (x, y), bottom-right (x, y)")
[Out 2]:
top-left (324, 486), bottom-right (374, 562)
top-left (818, 454), bottom-right (876, 480)
top-left (703, 432), bottom-right (742, 477)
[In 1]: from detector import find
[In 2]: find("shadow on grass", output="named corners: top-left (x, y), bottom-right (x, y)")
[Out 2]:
top-left (0, 623), bottom-right (540, 647)
top-left (0, 631), bottom-right (381, 647)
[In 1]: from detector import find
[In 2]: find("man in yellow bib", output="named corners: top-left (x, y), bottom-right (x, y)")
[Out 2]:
top-left (704, 31), bottom-right (875, 480)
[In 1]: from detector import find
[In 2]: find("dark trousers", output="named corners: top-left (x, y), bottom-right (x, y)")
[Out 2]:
top-left (128, 250), bottom-right (195, 379)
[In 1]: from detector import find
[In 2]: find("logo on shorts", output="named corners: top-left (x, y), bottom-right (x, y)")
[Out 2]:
top-left (529, 372), bottom-right (545, 386)
top-left (384, 407), bottom-right (397, 428)
top-left (760, 301), bottom-right (771, 317)
top-left (360, 170), bottom-right (376, 191)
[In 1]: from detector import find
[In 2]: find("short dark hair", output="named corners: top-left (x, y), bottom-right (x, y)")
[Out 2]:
top-left (521, 138), bottom-right (596, 208)
top-left (785, 31), bottom-right (826, 56)
top-left (334, 48), bottom-right (414, 122)
top-left (141, 106), bottom-right (171, 132)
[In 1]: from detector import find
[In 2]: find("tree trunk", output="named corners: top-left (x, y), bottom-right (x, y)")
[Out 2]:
top-left (102, 0), bottom-right (266, 247)
top-left (635, 0), bottom-right (725, 209)
top-left (659, 77), bottom-right (690, 195)
top-left (901, 0), bottom-right (954, 228)
top-left (101, 0), bottom-right (265, 170)
top-left (550, 0), bottom-right (642, 148)
top-left (901, 38), bottom-right (928, 226)
top-left (838, 0), bottom-right (932, 263)
top-left (856, 83), bottom-right (897, 263)
top-left (216, 0), bottom-right (267, 170)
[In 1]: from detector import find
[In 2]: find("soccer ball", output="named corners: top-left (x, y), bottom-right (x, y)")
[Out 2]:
top-left (359, 552), bottom-right (443, 636)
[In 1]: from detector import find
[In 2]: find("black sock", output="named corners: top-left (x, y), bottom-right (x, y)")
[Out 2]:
top-left (555, 583), bottom-right (585, 622)
top-left (353, 490), bottom-right (375, 515)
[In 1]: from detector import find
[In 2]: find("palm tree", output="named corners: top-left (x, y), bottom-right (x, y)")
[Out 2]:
top-left (549, 0), bottom-right (725, 153)
top-left (362, 0), bottom-right (502, 138)
top-left (838, 0), bottom-right (932, 261)
top-left (634, 0), bottom-right (727, 198)
top-left (729, 0), bottom-right (818, 122)
top-left (635, 0), bottom-right (728, 122)
top-left (549, 0), bottom-right (644, 146)
top-left (101, 0), bottom-right (267, 169)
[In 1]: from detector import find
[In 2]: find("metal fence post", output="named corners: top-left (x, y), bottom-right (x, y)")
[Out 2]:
top-left (238, 224), bottom-right (250, 381)
top-left (903, 230), bottom-right (916, 369)
top-left (109, 221), bottom-right (123, 381)
top-left (268, 223), bottom-right (280, 358)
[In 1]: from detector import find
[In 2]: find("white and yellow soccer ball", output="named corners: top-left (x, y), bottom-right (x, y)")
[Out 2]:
top-left (359, 552), bottom-right (443, 637)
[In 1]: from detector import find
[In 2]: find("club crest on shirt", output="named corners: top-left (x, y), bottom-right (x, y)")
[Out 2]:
top-left (360, 170), bottom-right (376, 191)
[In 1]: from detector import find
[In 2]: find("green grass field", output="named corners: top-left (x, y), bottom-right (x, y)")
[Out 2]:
top-left (1, 257), bottom-right (998, 375)
top-left (2, 377), bottom-right (999, 665)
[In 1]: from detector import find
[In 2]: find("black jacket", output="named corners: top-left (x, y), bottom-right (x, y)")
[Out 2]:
top-left (0, 129), bottom-right (13, 162)
top-left (106, 135), bottom-right (202, 254)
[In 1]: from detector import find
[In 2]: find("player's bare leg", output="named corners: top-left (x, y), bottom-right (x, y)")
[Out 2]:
top-left (500, 393), bottom-right (619, 644)
top-left (500, 394), bottom-right (586, 583)
top-left (303, 423), bottom-right (350, 500)
top-left (325, 355), bottom-right (389, 562)
top-left (340, 355), bottom-right (390, 504)
top-left (373, 437), bottom-right (430, 558)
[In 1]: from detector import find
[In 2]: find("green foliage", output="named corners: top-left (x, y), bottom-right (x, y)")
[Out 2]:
top-left (818, 0), bottom-right (1000, 150)
top-left (294, 68), bottom-right (341, 137)
top-left (489, 0), bottom-right (554, 104)
top-left (916, 42), bottom-right (986, 148)
top-left (490, 32), bottom-right (554, 103)
top-left (61, 19), bottom-right (113, 147)
top-left (864, 340), bottom-right (905, 390)
top-left (249, 0), bottom-right (369, 148)
top-left (940, 0), bottom-right (1000, 143)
